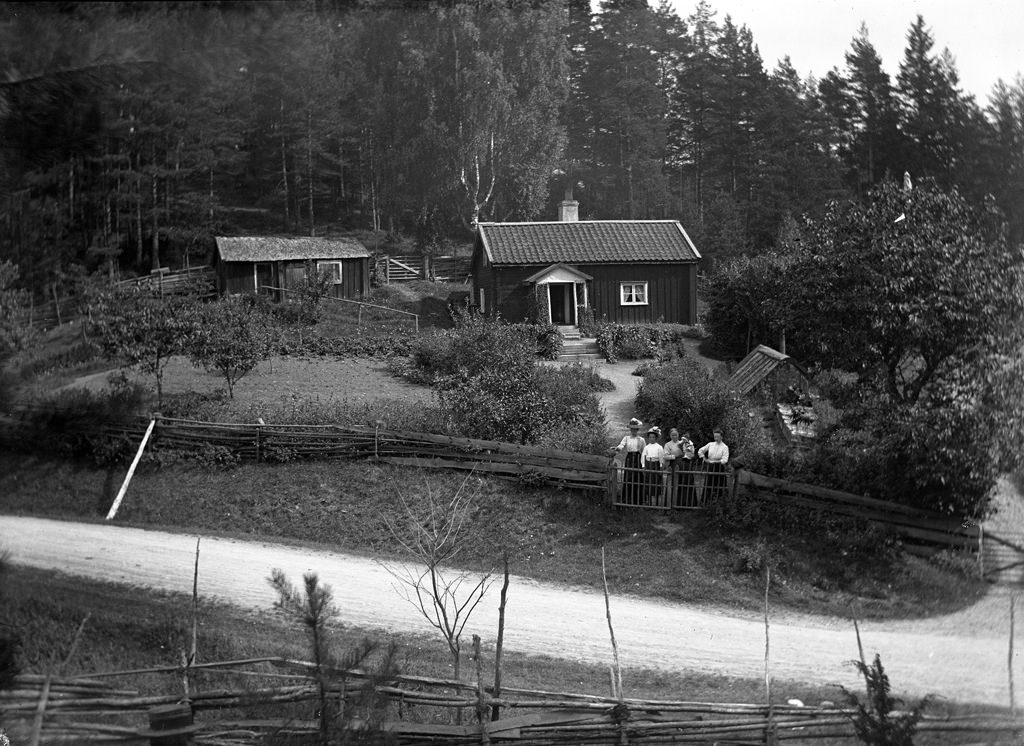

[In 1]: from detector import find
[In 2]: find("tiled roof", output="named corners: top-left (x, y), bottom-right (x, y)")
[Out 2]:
top-left (728, 345), bottom-right (800, 396)
top-left (476, 221), bottom-right (700, 265)
top-left (216, 236), bottom-right (369, 262)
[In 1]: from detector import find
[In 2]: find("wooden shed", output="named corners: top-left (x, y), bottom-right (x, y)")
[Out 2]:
top-left (471, 204), bottom-right (701, 327)
top-left (215, 236), bottom-right (370, 300)
top-left (727, 344), bottom-right (810, 403)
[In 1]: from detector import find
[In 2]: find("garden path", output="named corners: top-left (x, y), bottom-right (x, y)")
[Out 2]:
top-left (2, 515), bottom-right (1018, 707)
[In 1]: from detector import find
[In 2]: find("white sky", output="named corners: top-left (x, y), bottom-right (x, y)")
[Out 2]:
top-left (668, 0), bottom-right (1024, 104)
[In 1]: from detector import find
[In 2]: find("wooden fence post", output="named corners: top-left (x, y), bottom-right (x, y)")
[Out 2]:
top-left (979, 523), bottom-right (985, 579)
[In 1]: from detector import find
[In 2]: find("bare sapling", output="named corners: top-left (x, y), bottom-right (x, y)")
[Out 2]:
top-left (380, 473), bottom-right (494, 683)
top-left (764, 566), bottom-right (776, 746)
top-left (491, 552), bottom-right (509, 722)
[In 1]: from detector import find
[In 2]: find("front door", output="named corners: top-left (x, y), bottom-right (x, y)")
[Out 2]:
top-left (547, 283), bottom-right (576, 325)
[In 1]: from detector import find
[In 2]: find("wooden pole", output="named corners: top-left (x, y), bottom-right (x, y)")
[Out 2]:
top-left (1011, 594), bottom-right (1017, 717)
top-left (491, 554), bottom-right (509, 722)
top-left (106, 419), bottom-right (157, 520)
top-left (764, 567), bottom-right (775, 746)
top-left (473, 635), bottom-right (490, 745)
top-left (601, 547), bottom-right (623, 703)
top-left (979, 523), bottom-right (985, 579)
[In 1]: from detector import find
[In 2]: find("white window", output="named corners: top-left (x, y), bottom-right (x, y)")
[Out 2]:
top-left (316, 261), bottom-right (343, 284)
top-left (620, 282), bottom-right (648, 306)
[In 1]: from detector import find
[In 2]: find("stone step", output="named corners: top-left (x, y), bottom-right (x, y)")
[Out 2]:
top-left (557, 352), bottom-right (604, 362)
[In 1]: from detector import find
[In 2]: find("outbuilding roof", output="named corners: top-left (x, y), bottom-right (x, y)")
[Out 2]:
top-left (216, 236), bottom-right (369, 262)
top-left (475, 220), bottom-right (700, 266)
top-left (728, 345), bottom-right (806, 396)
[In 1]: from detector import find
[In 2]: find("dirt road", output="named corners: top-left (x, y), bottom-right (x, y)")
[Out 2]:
top-left (3, 516), bottom-right (1018, 706)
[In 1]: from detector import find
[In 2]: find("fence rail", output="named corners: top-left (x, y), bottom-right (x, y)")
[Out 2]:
top-left (1, 411), bottom-right (988, 555)
top-left (373, 254), bottom-right (471, 284)
top-left (115, 265), bottom-right (216, 298)
top-left (735, 469), bottom-right (979, 552)
top-left (96, 417), bottom-right (613, 492)
top-left (3, 662), bottom-right (1020, 745)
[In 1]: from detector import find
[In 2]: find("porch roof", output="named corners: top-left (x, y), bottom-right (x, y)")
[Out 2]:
top-left (523, 263), bottom-right (593, 284)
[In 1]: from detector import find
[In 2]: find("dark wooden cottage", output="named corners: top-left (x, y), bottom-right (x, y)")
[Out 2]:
top-left (470, 204), bottom-right (701, 327)
top-left (215, 236), bottom-right (370, 300)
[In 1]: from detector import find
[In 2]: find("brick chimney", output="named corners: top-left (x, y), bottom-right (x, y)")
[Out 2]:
top-left (558, 200), bottom-right (579, 222)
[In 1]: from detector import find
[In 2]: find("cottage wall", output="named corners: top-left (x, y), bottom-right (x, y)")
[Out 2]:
top-left (219, 261), bottom-right (256, 295)
top-left (220, 257), bottom-right (367, 300)
top-left (585, 263), bottom-right (696, 325)
top-left (478, 262), bottom-right (696, 325)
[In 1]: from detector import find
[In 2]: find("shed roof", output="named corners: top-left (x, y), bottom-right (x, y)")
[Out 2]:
top-left (216, 236), bottom-right (369, 262)
top-left (476, 220), bottom-right (700, 266)
top-left (728, 345), bottom-right (806, 397)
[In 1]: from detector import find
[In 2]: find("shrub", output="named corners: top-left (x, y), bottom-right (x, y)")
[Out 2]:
top-left (429, 318), bottom-right (607, 447)
top-left (8, 340), bottom-right (102, 381)
top-left (534, 323), bottom-right (562, 360)
top-left (635, 356), bottom-right (769, 461)
top-left (593, 323), bottom-right (697, 362)
top-left (15, 373), bottom-right (148, 463)
top-left (401, 317), bottom-right (556, 385)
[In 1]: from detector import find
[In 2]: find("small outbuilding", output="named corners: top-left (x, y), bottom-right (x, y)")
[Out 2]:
top-left (215, 236), bottom-right (370, 300)
top-left (471, 202), bottom-right (701, 326)
top-left (729, 344), bottom-right (816, 445)
top-left (727, 344), bottom-right (810, 403)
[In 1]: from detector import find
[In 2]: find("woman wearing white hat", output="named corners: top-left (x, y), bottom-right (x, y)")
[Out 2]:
top-left (611, 417), bottom-right (646, 505)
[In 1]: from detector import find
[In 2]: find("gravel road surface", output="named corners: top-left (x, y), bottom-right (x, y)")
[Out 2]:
top-left (3, 516), bottom-right (1018, 706)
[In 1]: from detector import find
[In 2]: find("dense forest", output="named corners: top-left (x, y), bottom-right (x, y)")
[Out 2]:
top-left (1, 0), bottom-right (1022, 296)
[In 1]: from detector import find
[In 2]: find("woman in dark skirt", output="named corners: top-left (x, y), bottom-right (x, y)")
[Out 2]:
top-left (612, 417), bottom-right (646, 505)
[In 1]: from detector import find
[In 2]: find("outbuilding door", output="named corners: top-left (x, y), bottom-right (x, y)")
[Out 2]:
top-left (548, 283), bottom-right (576, 325)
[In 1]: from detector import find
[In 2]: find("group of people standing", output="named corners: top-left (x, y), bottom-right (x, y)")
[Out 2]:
top-left (612, 418), bottom-right (730, 507)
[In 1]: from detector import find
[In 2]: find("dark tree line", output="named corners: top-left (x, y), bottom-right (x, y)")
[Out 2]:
top-left (1, 0), bottom-right (1022, 296)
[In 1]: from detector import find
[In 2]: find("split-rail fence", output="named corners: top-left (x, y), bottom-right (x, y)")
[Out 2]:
top-left (2, 413), bottom-right (987, 558)
top-left (3, 660), bottom-right (1020, 745)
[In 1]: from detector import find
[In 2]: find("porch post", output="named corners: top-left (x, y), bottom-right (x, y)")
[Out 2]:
top-left (571, 282), bottom-right (579, 325)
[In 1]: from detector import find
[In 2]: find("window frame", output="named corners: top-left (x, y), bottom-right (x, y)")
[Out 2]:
top-left (619, 281), bottom-right (649, 306)
top-left (316, 260), bottom-right (343, 285)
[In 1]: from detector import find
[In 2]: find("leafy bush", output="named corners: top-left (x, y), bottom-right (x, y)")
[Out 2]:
top-left (15, 373), bottom-right (148, 463)
top-left (8, 340), bottom-right (101, 381)
top-left (400, 316), bottom-right (557, 384)
top-left (635, 356), bottom-right (769, 462)
top-left (428, 317), bottom-right (607, 449)
top-left (593, 323), bottom-right (698, 362)
top-left (534, 323), bottom-right (562, 360)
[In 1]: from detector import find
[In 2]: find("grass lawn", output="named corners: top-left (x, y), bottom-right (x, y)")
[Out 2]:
top-left (0, 452), bottom-right (987, 625)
